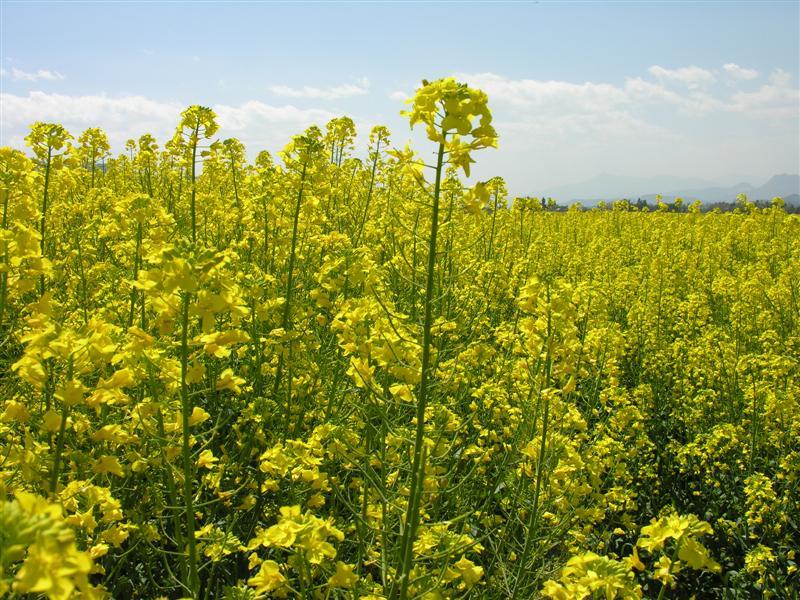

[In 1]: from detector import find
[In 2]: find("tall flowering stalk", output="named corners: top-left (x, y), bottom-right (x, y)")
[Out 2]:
top-left (272, 127), bottom-right (324, 435)
top-left (172, 106), bottom-right (218, 244)
top-left (391, 78), bottom-right (497, 600)
top-left (25, 123), bottom-right (71, 296)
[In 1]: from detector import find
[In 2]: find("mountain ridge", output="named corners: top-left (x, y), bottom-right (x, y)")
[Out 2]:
top-left (540, 173), bottom-right (800, 205)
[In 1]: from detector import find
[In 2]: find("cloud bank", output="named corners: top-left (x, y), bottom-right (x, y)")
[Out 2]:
top-left (269, 77), bottom-right (370, 100)
top-left (1, 67), bottom-right (65, 82)
top-left (0, 92), bottom-right (336, 155)
top-left (1, 63), bottom-right (797, 192)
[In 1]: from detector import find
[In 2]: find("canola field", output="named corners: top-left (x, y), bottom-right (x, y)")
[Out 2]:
top-left (1, 79), bottom-right (798, 599)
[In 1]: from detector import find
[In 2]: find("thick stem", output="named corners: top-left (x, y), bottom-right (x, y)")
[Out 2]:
top-left (656, 539), bottom-right (683, 600)
top-left (355, 139), bottom-right (381, 246)
top-left (90, 146), bottom-right (96, 188)
top-left (230, 158), bottom-right (240, 209)
top-left (49, 405), bottom-right (70, 495)
top-left (487, 190), bottom-right (498, 260)
top-left (49, 358), bottom-right (73, 495)
top-left (154, 403), bottom-right (188, 586)
top-left (128, 222), bottom-right (143, 327)
top-left (179, 293), bottom-right (200, 596)
top-left (0, 186), bottom-right (9, 327)
top-left (230, 157), bottom-right (242, 239)
top-left (39, 147), bottom-right (52, 297)
top-left (512, 285), bottom-right (553, 599)
top-left (395, 141), bottom-right (445, 600)
top-left (511, 393), bottom-right (550, 599)
top-left (190, 124), bottom-right (199, 244)
top-left (261, 196), bottom-right (270, 270)
top-left (75, 233), bottom-right (90, 325)
top-left (749, 382), bottom-right (759, 474)
top-left (272, 162), bottom-right (307, 436)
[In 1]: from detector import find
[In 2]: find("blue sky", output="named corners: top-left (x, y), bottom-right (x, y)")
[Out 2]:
top-left (1, 1), bottom-right (798, 195)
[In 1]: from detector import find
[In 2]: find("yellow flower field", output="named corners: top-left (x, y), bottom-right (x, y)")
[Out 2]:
top-left (1, 79), bottom-right (798, 599)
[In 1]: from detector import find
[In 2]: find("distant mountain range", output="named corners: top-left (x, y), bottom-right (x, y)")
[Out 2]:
top-left (540, 173), bottom-right (800, 205)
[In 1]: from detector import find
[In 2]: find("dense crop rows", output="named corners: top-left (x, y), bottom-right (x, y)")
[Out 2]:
top-left (1, 79), bottom-right (798, 599)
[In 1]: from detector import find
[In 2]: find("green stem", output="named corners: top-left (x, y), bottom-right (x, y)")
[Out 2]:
top-left (749, 382), bottom-right (759, 474)
top-left (511, 392), bottom-right (550, 599)
top-left (355, 139), bottom-right (381, 246)
top-left (75, 233), bottom-right (89, 325)
top-left (512, 284), bottom-right (553, 599)
top-left (261, 196), bottom-right (270, 270)
top-left (39, 147), bottom-right (52, 297)
top-left (487, 190), bottom-right (498, 260)
top-left (155, 406), bottom-right (189, 587)
top-left (395, 140), bottom-right (445, 600)
top-left (90, 146), bottom-right (96, 188)
top-left (190, 124), bottom-right (199, 244)
top-left (230, 155), bottom-right (240, 210)
top-left (49, 358), bottom-right (73, 495)
top-left (128, 222), bottom-right (143, 327)
top-left (272, 161), bottom-right (307, 436)
top-left (656, 539), bottom-right (683, 600)
top-left (179, 293), bottom-right (200, 596)
top-left (0, 186), bottom-right (9, 328)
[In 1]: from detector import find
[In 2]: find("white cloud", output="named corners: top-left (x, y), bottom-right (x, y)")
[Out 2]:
top-left (457, 71), bottom-right (722, 121)
top-left (459, 68), bottom-right (797, 121)
top-left (0, 92), bottom-right (180, 139)
top-left (457, 70), bottom-right (723, 118)
top-left (495, 110), bottom-right (675, 140)
top-left (269, 77), bottom-right (370, 100)
top-left (768, 68), bottom-right (792, 87)
top-left (448, 69), bottom-right (798, 192)
top-left (624, 78), bottom-right (727, 114)
top-left (213, 101), bottom-right (336, 147)
top-left (389, 90), bottom-right (409, 102)
top-left (730, 69), bottom-right (800, 118)
top-left (456, 72), bottom-right (628, 111)
top-left (723, 63), bottom-right (758, 80)
top-left (0, 91), bottom-right (337, 156)
top-left (623, 77), bottom-right (686, 104)
top-left (1, 67), bottom-right (65, 82)
top-left (449, 72), bottom-right (683, 178)
top-left (648, 65), bottom-right (715, 88)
